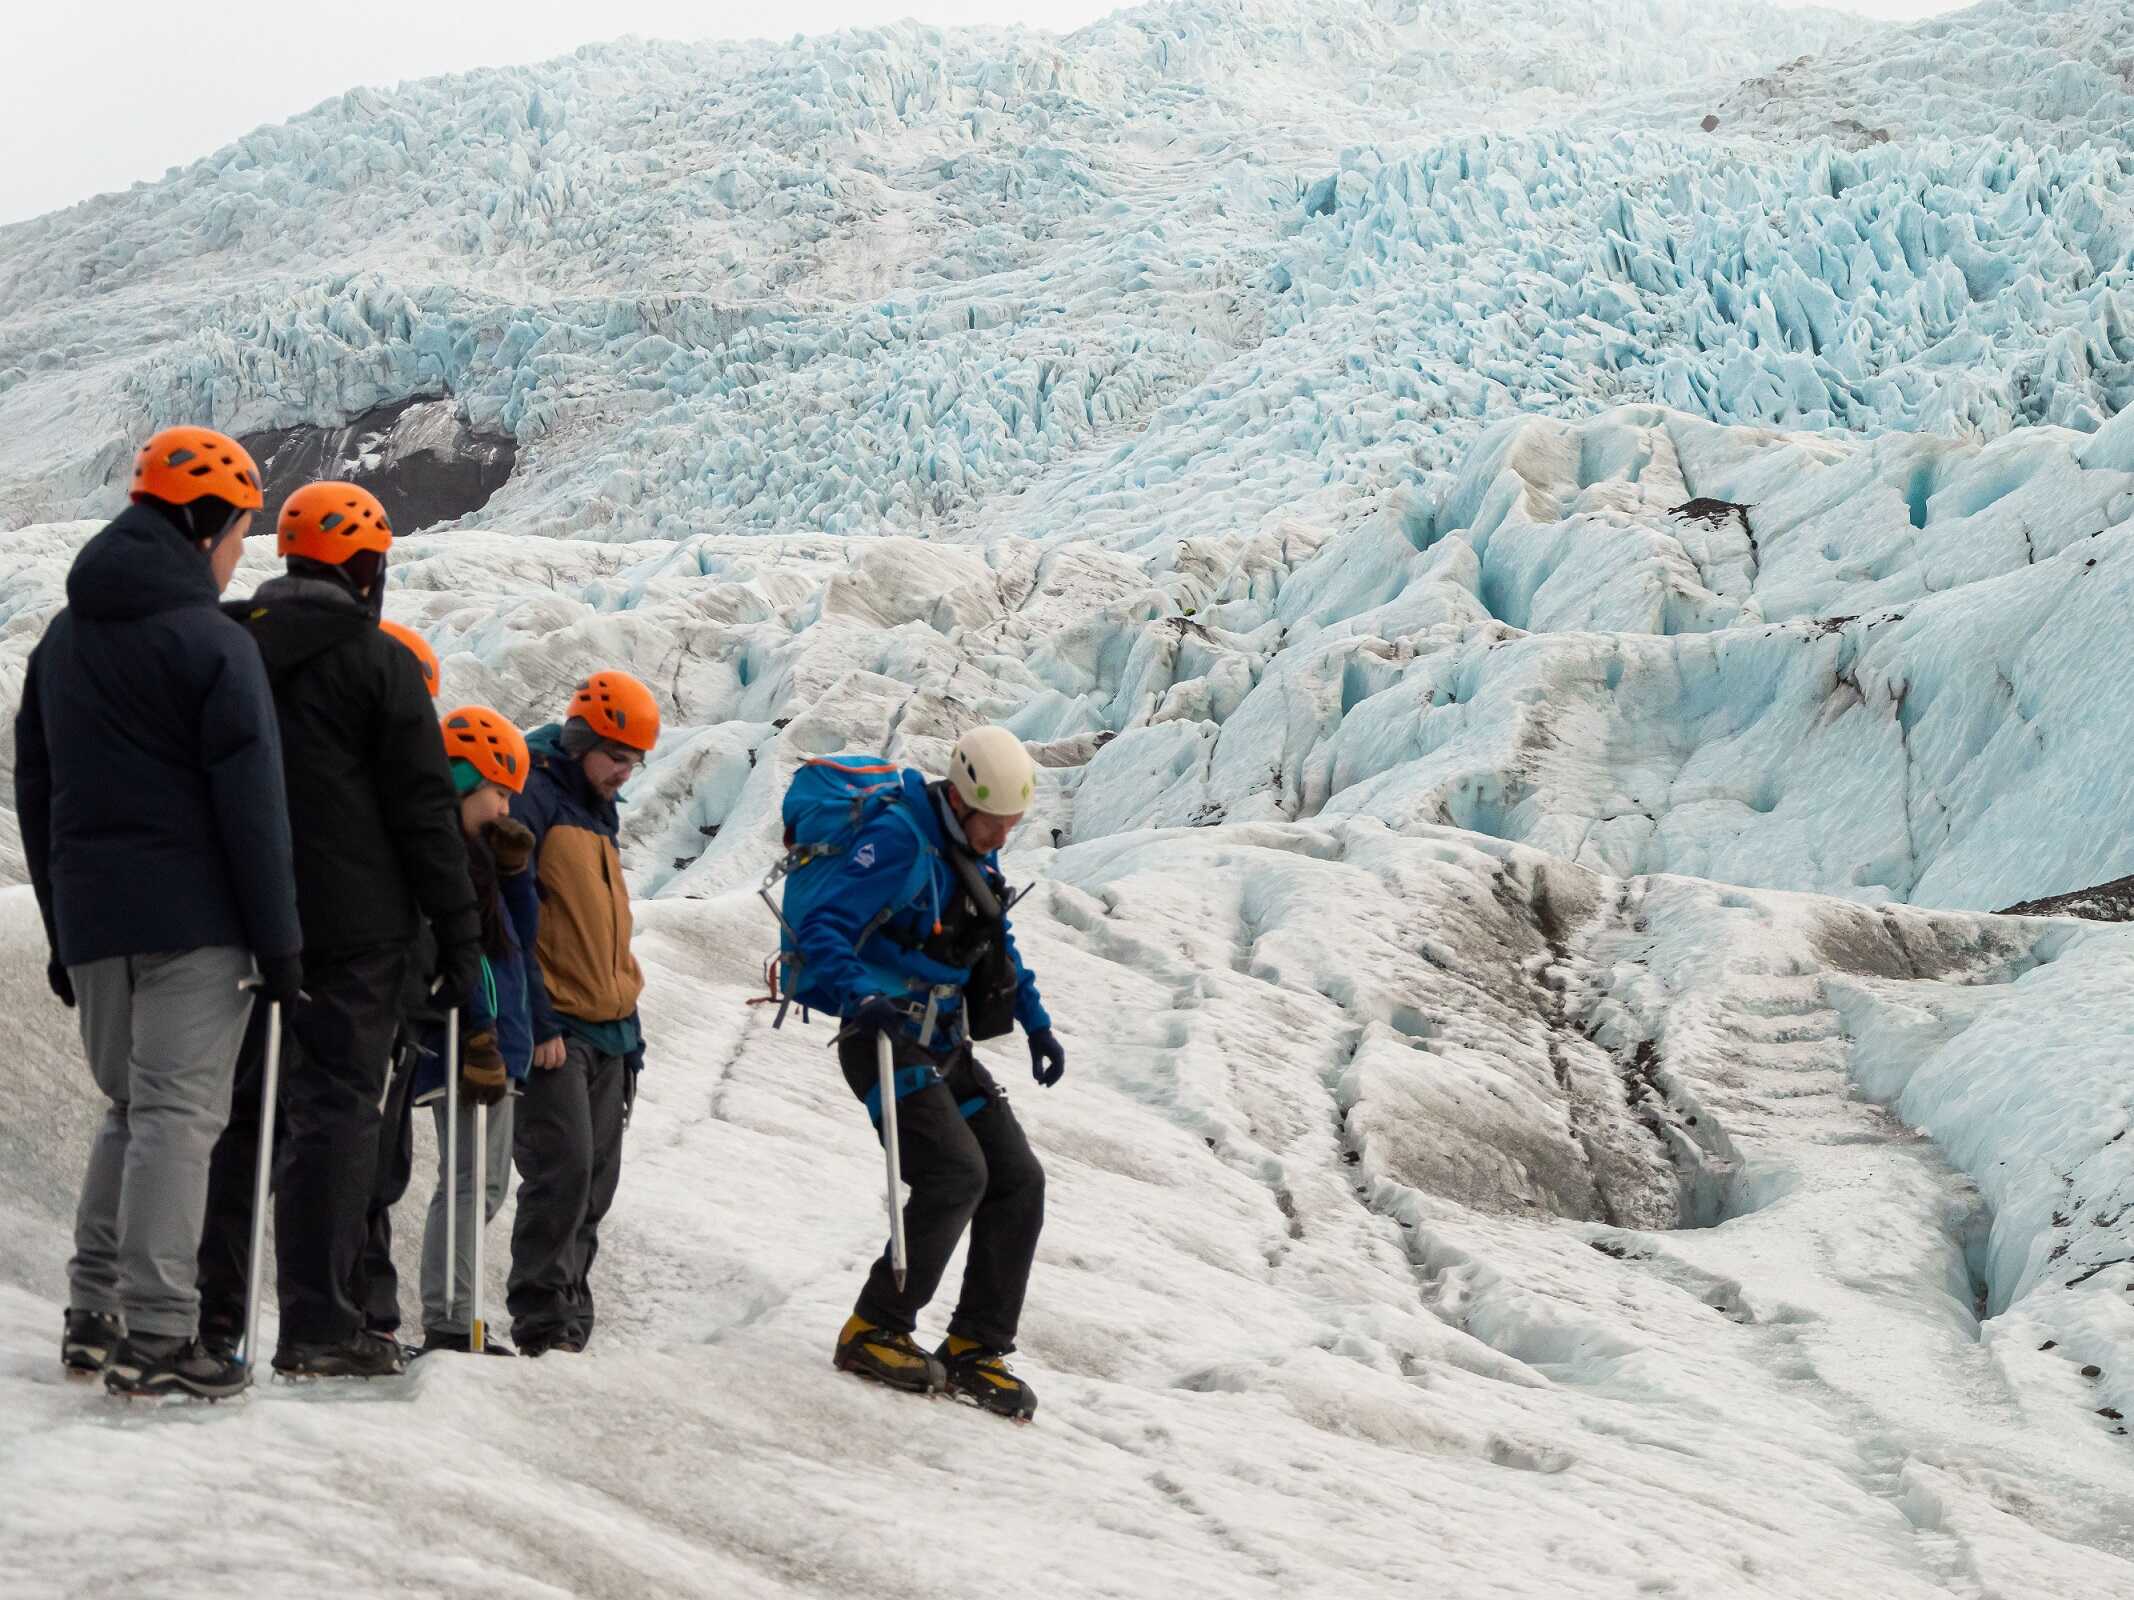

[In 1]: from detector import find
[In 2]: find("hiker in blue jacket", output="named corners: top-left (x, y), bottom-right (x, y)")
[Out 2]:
top-left (792, 727), bottom-right (1066, 1420)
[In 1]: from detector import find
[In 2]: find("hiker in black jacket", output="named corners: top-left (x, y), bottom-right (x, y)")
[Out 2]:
top-left (15, 427), bottom-right (302, 1400)
top-left (196, 481), bottom-right (481, 1379)
top-left (352, 620), bottom-right (444, 1352)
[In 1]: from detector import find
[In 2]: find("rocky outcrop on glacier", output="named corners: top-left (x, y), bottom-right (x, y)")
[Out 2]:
top-left (242, 397), bottom-right (516, 533)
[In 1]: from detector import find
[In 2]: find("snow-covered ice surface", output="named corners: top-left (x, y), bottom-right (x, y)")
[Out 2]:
top-left (4, 834), bottom-right (2134, 1597)
top-left (5, 0), bottom-right (2134, 1593)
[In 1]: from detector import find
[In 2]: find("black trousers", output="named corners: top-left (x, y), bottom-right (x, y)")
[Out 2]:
top-left (840, 1035), bottom-right (1045, 1353)
top-left (197, 946), bottom-right (408, 1349)
top-left (197, 1001), bottom-right (270, 1345)
top-left (354, 1029), bottom-right (420, 1334)
top-left (508, 1037), bottom-right (628, 1347)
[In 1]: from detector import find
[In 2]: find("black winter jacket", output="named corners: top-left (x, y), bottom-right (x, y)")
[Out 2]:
top-left (13, 505), bottom-right (302, 967)
top-left (230, 573), bottom-right (479, 963)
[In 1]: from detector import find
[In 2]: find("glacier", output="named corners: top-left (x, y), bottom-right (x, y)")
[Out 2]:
top-left (1695, 0), bottom-right (2134, 148)
top-left (3, 0), bottom-right (2134, 1593)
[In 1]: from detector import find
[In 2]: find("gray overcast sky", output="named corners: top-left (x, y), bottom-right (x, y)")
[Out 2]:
top-left (5, 0), bottom-right (1971, 227)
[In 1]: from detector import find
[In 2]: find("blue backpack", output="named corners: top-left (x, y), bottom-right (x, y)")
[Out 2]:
top-left (759, 756), bottom-right (935, 1024)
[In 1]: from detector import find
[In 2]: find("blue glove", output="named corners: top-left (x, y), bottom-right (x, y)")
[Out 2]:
top-left (851, 994), bottom-right (904, 1039)
top-left (1028, 1027), bottom-right (1066, 1088)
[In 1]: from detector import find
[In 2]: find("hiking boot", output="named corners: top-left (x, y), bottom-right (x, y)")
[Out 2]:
top-left (367, 1328), bottom-right (426, 1364)
top-left (834, 1315), bottom-right (946, 1395)
top-left (421, 1329), bottom-right (517, 1357)
top-left (61, 1309), bottom-right (123, 1378)
top-left (198, 1320), bottom-right (243, 1365)
top-left (104, 1334), bottom-right (248, 1401)
top-left (272, 1329), bottom-right (408, 1379)
top-left (935, 1337), bottom-right (1037, 1421)
top-left (516, 1331), bottom-right (584, 1358)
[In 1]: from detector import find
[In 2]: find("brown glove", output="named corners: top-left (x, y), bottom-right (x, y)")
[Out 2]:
top-left (485, 818), bottom-right (537, 876)
top-left (462, 1029), bottom-right (509, 1106)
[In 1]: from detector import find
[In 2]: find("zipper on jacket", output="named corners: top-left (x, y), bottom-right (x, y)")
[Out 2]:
top-left (601, 838), bottom-right (627, 1007)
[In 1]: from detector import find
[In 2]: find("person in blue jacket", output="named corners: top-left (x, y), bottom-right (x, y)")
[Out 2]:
top-left (799, 727), bottom-right (1067, 1421)
top-left (409, 706), bottom-right (544, 1356)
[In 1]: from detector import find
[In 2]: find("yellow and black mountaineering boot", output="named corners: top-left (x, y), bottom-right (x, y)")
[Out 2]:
top-left (935, 1336), bottom-right (1037, 1421)
top-left (834, 1315), bottom-right (946, 1395)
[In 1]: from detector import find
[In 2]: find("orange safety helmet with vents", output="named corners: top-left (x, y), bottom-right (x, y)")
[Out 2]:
top-left (279, 481), bottom-right (392, 565)
top-left (566, 670), bottom-right (661, 752)
top-left (130, 427), bottom-right (264, 511)
top-left (440, 705), bottom-right (530, 793)
top-left (378, 620), bottom-right (440, 698)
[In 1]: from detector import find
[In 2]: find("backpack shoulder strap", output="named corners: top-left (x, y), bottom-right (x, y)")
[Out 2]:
top-left (854, 800), bottom-right (942, 950)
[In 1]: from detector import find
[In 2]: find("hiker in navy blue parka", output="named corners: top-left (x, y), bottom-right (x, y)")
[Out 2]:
top-left (792, 728), bottom-right (1065, 1421)
top-left (16, 427), bottom-right (302, 1402)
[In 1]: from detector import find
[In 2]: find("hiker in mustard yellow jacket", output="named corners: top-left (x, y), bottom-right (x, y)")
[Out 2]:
top-left (504, 671), bottom-right (659, 1356)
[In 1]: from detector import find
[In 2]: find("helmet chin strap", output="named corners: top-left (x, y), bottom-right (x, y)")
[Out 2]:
top-left (936, 782), bottom-right (973, 846)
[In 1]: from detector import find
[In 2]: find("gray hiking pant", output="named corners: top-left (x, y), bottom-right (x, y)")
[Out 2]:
top-left (67, 947), bottom-right (255, 1338)
top-left (507, 1038), bottom-right (629, 1347)
top-left (420, 1095), bottom-right (515, 1336)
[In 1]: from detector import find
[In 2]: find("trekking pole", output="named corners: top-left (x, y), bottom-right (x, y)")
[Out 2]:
top-left (469, 1087), bottom-right (488, 1355)
top-left (242, 997), bottom-right (284, 1373)
top-left (445, 1007), bottom-right (460, 1333)
top-left (876, 1030), bottom-right (908, 1292)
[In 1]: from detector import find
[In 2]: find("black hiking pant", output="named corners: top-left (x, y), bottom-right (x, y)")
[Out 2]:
top-left (840, 1035), bottom-right (1045, 1353)
top-left (197, 946), bottom-right (408, 1350)
top-left (354, 1028), bottom-right (421, 1334)
top-left (508, 1036), bottom-right (628, 1348)
top-left (197, 1000), bottom-right (270, 1347)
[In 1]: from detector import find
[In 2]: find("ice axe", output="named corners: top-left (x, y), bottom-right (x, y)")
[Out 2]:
top-left (241, 989), bottom-right (284, 1374)
top-left (470, 1086), bottom-right (489, 1354)
top-left (443, 1006), bottom-right (489, 1352)
top-left (877, 1030), bottom-right (908, 1292)
top-left (445, 1006), bottom-right (460, 1339)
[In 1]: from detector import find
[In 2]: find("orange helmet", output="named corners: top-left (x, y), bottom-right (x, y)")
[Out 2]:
top-left (379, 620), bottom-right (440, 698)
top-left (566, 670), bottom-right (660, 752)
top-left (131, 427), bottom-right (263, 511)
top-left (440, 705), bottom-right (530, 794)
top-left (279, 481), bottom-right (392, 565)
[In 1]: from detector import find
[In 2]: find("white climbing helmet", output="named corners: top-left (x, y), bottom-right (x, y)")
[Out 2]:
top-left (948, 726), bottom-right (1037, 817)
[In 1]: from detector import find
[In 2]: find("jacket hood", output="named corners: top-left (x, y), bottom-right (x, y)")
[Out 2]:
top-left (65, 504), bottom-right (221, 622)
top-left (227, 573), bottom-right (372, 677)
top-left (527, 721), bottom-right (619, 827)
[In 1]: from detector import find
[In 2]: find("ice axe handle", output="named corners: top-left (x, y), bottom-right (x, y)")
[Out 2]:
top-left (877, 1029), bottom-right (908, 1293)
top-left (470, 1094), bottom-right (487, 1355)
top-left (445, 1007), bottom-right (460, 1330)
top-left (240, 985), bottom-right (283, 1374)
